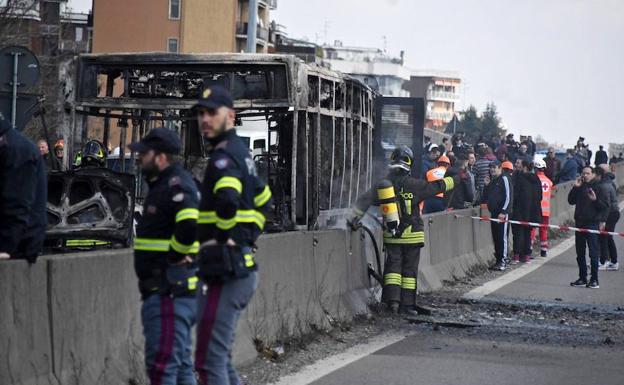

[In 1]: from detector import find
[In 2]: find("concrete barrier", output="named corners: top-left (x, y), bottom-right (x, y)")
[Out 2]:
top-left (0, 259), bottom-right (55, 385)
top-left (1, 230), bottom-right (371, 384)
top-left (47, 250), bottom-right (144, 385)
top-left (550, 181), bottom-right (575, 226)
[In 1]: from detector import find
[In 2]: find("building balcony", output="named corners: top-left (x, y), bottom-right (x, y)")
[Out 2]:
top-left (426, 90), bottom-right (459, 102)
top-left (259, 0), bottom-right (278, 10)
top-left (236, 22), bottom-right (271, 43)
top-left (426, 110), bottom-right (455, 122)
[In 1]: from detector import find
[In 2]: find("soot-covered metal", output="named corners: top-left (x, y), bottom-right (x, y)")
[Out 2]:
top-left (58, 53), bottom-right (378, 239)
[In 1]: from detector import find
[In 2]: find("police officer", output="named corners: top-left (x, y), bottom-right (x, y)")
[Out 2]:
top-left (193, 86), bottom-right (272, 385)
top-left (0, 114), bottom-right (47, 263)
top-left (129, 128), bottom-right (200, 385)
top-left (351, 146), bottom-right (458, 315)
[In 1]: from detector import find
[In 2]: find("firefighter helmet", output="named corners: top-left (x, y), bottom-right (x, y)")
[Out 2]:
top-left (533, 159), bottom-right (546, 169)
top-left (389, 146), bottom-right (414, 172)
top-left (82, 140), bottom-right (107, 167)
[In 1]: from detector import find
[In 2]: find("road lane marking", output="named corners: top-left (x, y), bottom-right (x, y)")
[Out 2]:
top-left (266, 331), bottom-right (407, 385)
top-left (463, 202), bottom-right (624, 301)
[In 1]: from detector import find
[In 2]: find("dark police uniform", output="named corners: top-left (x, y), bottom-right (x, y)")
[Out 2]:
top-left (193, 86), bottom-right (272, 385)
top-left (0, 116), bottom-right (47, 263)
top-left (129, 128), bottom-right (200, 385)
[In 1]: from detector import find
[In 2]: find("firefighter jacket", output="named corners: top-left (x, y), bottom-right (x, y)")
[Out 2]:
top-left (353, 172), bottom-right (459, 245)
top-left (133, 163), bottom-right (200, 298)
top-left (197, 129), bottom-right (272, 271)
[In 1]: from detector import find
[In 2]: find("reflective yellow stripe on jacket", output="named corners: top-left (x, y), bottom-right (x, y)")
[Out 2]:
top-left (254, 185), bottom-right (272, 207)
top-left (383, 230), bottom-right (425, 245)
top-left (198, 209), bottom-right (266, 230)
top-left (213, 176), bottom-right (243, 194)
top-left (134, 237), bottom-right (198, 254)
top-left (175, 208), bottom-right (199, 223)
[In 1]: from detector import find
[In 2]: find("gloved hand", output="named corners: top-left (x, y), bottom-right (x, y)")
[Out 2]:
top-left (394, 220), bottom-right (410, 238)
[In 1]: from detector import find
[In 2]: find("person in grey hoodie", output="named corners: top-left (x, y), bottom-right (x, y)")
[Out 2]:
top-left (597, 164), bottom-right (620, 270)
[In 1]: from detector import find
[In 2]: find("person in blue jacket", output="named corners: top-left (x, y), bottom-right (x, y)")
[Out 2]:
top-left (559, 149), bottom-right (580, 183)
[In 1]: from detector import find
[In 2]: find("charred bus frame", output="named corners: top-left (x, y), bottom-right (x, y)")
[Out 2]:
top-left (65, 53), bottom-right (378, 230)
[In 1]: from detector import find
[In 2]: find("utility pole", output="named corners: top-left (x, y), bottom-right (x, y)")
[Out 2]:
top-left (246, 0), bottom-right (258, 53)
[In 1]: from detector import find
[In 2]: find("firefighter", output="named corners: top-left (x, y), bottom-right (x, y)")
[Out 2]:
top-left (193, 86), bottom-right (272, 385)
top-left (532, 159), bottom-right (553, 257)
top-left (423, 155), bottom-right (451, 214)
top-left (350, 146), bottom-right (459, 315)
top-left (129, 128), bottom-right (200, 385)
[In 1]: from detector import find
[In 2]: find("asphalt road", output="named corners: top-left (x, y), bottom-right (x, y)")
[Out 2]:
top-left (287, 211), bottom-right (624, 385)
top-left (488, 213), bottom-right (624, 307)
top-left (310, 334), bottom-right (624, 385)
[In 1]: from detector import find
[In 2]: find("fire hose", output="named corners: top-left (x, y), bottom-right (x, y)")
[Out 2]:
top-left (348, 214), bottom-right (384, 286)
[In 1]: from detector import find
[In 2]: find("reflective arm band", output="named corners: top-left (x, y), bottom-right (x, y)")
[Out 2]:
top-left (175, 208), bottom-right (199, 223)
top-left (254, 185), bottom-right (272, 207)
top-left (134, 238), bottom-right (171, 252)
top-left (213, 176), bottom-right (242, 194)
top-left (236, 210), bottom-right (266, 230)
top-left (198, 211), bottom-right (217, 224)
top-left (199, 210), bottom-right (266, 230)
top-left (443, 176), bottom-right (455, 192)
top-left (170, 236), bottom-right (199, 254)
top-left (216, 216), bottom-right (237, 230)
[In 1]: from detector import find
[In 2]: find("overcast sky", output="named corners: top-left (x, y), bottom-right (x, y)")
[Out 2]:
top-left (70, 0), bottom-right (623, 148)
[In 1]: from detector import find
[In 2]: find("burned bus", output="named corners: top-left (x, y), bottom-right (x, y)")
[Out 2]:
top-left (49, 53), bottom-right (424, 246)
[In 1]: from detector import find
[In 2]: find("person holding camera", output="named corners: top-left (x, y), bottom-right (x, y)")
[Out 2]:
top-left (193, 86), bottom-right (272, 385)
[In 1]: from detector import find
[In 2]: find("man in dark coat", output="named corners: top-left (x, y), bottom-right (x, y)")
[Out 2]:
top-left (594, 145), bottom-right (608, 166)
top-left (0, 115), bottom-right (47, 263)
top-left (510, 159), bottom-right (542, 264)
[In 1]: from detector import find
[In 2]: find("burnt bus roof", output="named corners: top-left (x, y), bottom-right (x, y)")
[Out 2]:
top-left (74, 52), bottom-right (375, 112)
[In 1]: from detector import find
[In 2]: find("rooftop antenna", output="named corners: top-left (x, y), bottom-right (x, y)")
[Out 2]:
top-left (382, 35), bottom-right (388, 53)
top-left (323, 20), bottom-right (330, 45)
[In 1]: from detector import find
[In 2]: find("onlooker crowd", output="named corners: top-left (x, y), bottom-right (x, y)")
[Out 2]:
top-left (418, 131), bottom-right (621, 280)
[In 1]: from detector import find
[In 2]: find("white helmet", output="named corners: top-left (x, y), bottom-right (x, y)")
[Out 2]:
top-left (533, 159), bottom-right (546, 169)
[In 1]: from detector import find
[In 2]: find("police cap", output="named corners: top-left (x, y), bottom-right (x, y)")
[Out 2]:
top-left (192, 85), bottom-right (234, 110)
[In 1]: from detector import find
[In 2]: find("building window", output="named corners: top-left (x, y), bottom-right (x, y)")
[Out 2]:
top-left (169, 0), bottom-right (181, 19)
top-left (167, 38), bottom-right (179, 53)
top-left (75, 27), bottom-right (83, 42)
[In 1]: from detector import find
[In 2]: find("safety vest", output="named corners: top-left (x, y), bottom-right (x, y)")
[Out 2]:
top-left (537, 171), bottom-right (553, 217)
top-left (426, 166), bottom-right (447, 198)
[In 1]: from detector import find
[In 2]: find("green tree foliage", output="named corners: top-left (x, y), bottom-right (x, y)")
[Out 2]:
top-left (457, 103), bottom-right (504, 144)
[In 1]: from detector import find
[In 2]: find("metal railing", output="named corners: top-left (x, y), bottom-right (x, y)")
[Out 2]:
top-left (427, 90), bottom-right (459, 101)
top-left (236, 22), bottom-right (270, 42)
top-left (426, 110), bottom-right (454, 121)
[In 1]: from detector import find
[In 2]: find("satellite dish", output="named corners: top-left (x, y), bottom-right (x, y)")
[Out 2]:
top-left (0, 45), bottom-right (41, 91)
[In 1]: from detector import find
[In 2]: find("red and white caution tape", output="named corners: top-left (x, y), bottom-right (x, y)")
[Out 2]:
top-left (470, 216), bottom-right (624, 237)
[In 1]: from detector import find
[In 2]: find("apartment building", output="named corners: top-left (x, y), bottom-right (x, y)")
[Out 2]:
top-left (403, 70), bottom-right (461, 130)
top-left (92, 0), bottom-right (277, 54)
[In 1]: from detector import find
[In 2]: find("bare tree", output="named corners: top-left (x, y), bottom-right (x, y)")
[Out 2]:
top-left (0, 0), bottom-right (40, 47)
